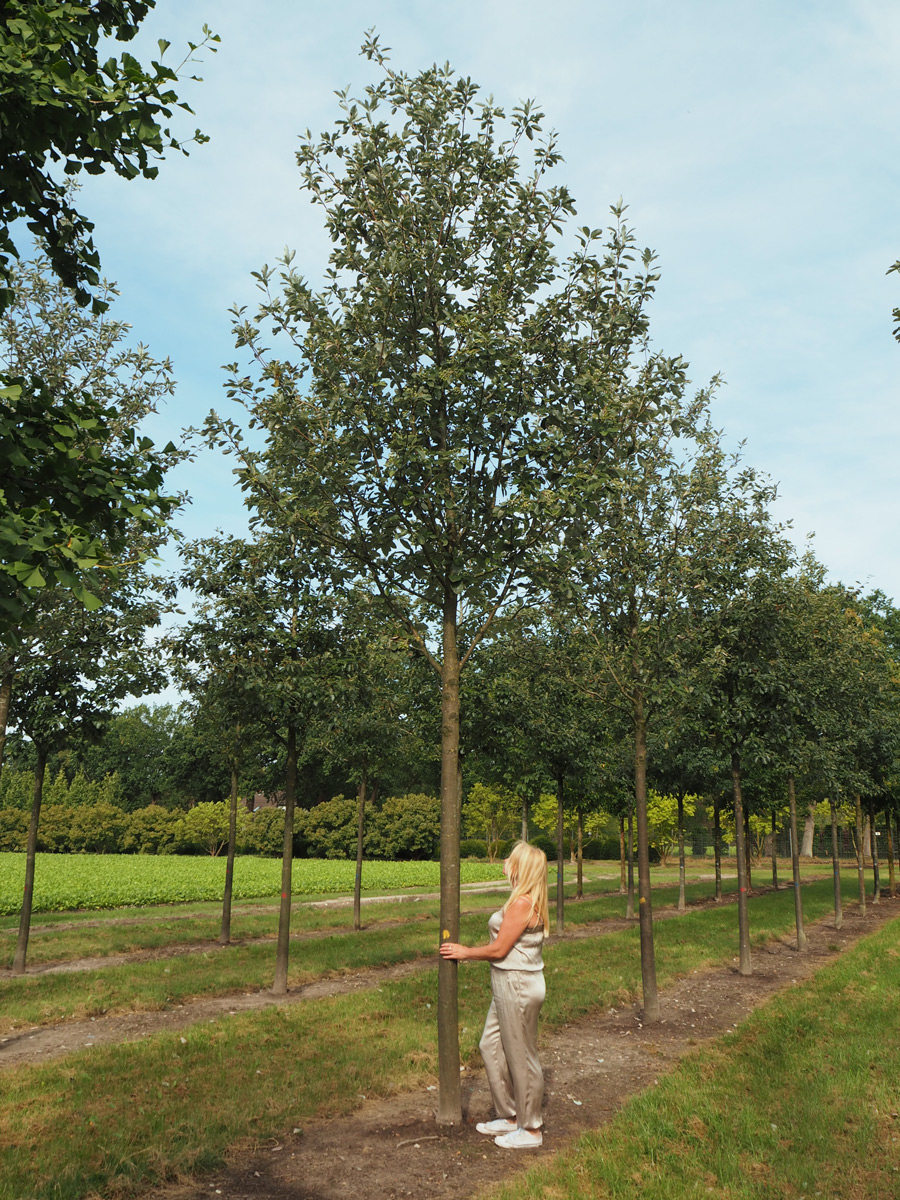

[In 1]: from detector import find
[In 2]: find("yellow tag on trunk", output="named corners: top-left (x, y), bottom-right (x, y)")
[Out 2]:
top-left (442, 929), bottom-right (450, 940)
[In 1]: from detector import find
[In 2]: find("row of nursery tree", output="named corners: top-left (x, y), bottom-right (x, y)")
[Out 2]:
top-left (1, 33), bottom-right (899, 1125)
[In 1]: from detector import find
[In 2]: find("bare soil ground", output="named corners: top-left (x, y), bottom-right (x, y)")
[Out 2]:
top-left (12, 891), bottom-right (892, 1200)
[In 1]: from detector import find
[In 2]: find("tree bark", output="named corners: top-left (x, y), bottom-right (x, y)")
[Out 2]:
top-left (521, 794), bottom-right (530, 844)
top-left (800, 803), bottom-right (816, 857)
top-left (869, 801), bottom-right (880, 903)
top-left (219, 762), bottom-right (239, 945)
top-left (626, 800), bottom-right (635, 920)
top-left (0, 652), bottom-right (15, 777)
top-left (743, 803), bottom-right (753, 891)
top-left (437, 593), bottom-right (462, 1125)
top-left (787, 774), bottom-right (807, 950)
top-left (353, 774), bottom-right (368, 932)
top-left (272, 721), bottom-right (298, 995)
top-left (854, 795), bottom-right (866, 915)
top-left (13, 745), bottom-right (46, 974)
top-left (576, 811), bottom-right (583, 900)
top-left (770, 809), bottom-right (778, 890)
top-left (713, 795), bottom-right (722, 902)
top-left (830, 798), bottom-right (843, 931)
top-left (634, 693), bottom-right (659, 1021)
top-left (619, 815), bottom-right (627, 894)
top-left (886, 812), bottom-right (896, 899)
top-left (676, 794), bottom-right (686, 913)
top-left (731, 751), bottom-right (752, 976)
top-left (555, 774), bottom-right (565, 935)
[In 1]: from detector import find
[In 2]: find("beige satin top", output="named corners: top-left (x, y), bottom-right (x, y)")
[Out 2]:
top-left (487, 907), bottom-right (544, 971)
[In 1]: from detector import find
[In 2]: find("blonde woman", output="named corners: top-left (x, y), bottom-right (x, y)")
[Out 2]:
top-left (440, 840), bottom-right (549, 1149)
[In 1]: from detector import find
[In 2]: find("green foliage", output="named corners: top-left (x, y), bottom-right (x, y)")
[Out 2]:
top-left (0, 806), bottom-right (27, 850)
top-left (645, 790), bottom-right (697, 865)
top-left (0, 766), bottom-right (31, 809)
top-left (0, 3), bottom-right (218, 311)
top-left (296, 794), bottom-right (358, 859)
top-left (462, 782), bottom-right (521, 859)
top-left (240, 806), bottom-right (285, 857)
top-left (174, 801), bottom-right (250, 857)
top-left (119, 803), bottom-right (182, 854)
top-left (367, 794), bottom-right (442, 861)
top-left (0, 852), bottom-right (504, 914)
top-left (460, 838), bottom-right (488, 859)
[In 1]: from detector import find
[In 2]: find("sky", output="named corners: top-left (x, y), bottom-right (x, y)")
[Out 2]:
top-left (73, 0), bottom-right (900, 605)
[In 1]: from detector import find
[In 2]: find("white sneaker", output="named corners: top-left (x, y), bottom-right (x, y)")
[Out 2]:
top-left (495, 1128), bottom-right (543, 1149)
top-left (476, 1118), bottom-right (517, 1135)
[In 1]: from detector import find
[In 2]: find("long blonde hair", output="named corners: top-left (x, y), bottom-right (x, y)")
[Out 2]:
top-left (503, 841), bottom-right (549, 936)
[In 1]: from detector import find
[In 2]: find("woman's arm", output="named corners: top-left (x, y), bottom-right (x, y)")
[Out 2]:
top-left (438, 896), bottom-right (533, 962)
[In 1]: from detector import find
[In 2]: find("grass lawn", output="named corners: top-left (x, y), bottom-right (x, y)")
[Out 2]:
top-left (0, 875), bottom-right (888, 1200)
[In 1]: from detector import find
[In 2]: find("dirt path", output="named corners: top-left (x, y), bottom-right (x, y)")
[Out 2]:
top-left (131, 895), bottom-right (899, 1200)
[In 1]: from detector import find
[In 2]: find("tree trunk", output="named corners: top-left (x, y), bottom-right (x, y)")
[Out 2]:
top-left (437, 593), bottom-right (462, 1125)
top-left (353, 774), bottom-right (367, 932)
top-left (626, 800), bottom-right (635, 920)
top-left (854, 795), bottom-right (866, 915)
top-left (713, 795), bottom-right (722, 902)
top-left (576, 811), bottom-right (583, 900)
top-left (800, 803), bottom-right (816, 857)
top-left (0, 653), bottom-right (15, 777)
top-left (869, 801), bottom-right (880, 903)
top-left (863, 815), bottom-right (872, 861)
top-left (555, 774), bottom-right (565, 935)
top-left (770, 809), bottom-right (778, 890)
top-left (634, 693), bottom-right (659, 1022)
top-left (521, 794), bottom-right (530, 843)
top-left (731, 751), bottom-right (752, 976)
top-left (787, 774), bottom-right (807, 950)
top-left (13, 745), bottom-right (46, 974)
top-left (272, 722), bottom-right (298, 995)
top-left (619, 815), bottom-right (627, 894)
top-left (830, 798), bottom-right (843, 930)
top-left (743, 803), bottom-right (753, 890)
top-left (676, 794), bottom-right (686, 913)
top-left (886, 812), bottom-right (896, 899)
top-left (219, 763), bottom-right (239, 945)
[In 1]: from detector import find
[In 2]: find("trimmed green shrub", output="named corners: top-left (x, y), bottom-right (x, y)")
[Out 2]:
top-left (460, 838), bottom-right (488, 859)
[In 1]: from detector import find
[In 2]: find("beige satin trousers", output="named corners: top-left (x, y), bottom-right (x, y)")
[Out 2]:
top-left (479, 967), bottom-right (545, 1130)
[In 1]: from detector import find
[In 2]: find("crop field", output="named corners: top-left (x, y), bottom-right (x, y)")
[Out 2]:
top-left (0, 852), bottom-right (505, 915)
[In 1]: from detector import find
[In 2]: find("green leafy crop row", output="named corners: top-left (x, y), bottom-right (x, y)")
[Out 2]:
top-left (0, 853), bottom-right (503, 914)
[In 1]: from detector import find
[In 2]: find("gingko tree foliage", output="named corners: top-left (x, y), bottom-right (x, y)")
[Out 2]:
top-left (205, 38), bottom-right (671, 1122)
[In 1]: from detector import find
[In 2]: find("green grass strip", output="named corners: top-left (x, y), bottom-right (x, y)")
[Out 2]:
top-left (0, 878), bottom-right (874, 1200)
top-left (487, 916), bottom-right (900, 1199)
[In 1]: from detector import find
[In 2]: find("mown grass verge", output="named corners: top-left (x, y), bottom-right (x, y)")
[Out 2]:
top-left (487, 911), bottom-right (900, 1199)
top-left (0, 873), bottom-right (855, 1031)
top-left (0, 878), bottom-right (881, 1200)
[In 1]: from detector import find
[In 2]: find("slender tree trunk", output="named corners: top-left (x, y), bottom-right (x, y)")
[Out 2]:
top-left (713, 795), bottom-right (722, 902)
top-left (830, 798), bottom-right (843, 930)
top-left (886, 811), bottom-right (896, 899)
top-left (353, 774), bottom-right (368, 932)
top-left (863, 815), bottom-right (872, 860)
top-left (0, 653), bottom-right (15, 777)
top-left (787, 774), bottom-right (807, 950)
top-left (576, 811), bottom-right (583, 900)
top-left (731, 751), bottom-right (752, 976)
top-left (800, 803), bottom-right (816, 857)
top-left (770, 809), bottom-right (778, 890)
top-left (272, 722), bottom-right (298, 995)
top-left (869, 801), bottom-right (881, 903)
top-left (220, 763), bottom-right (239, 945)
top-left (854, 795), bottom-right (866, 914)
top-left (13, 745), bottom-right (46, 975)
top-left (619, 815), bottom-right (627, 894)
top-left (677, 794), bottom-right (686, 913)
top-left (437, 594), bottom-right (462, 1125)
top-left (555, 774), bottom-right (565, 935)
top-left (743, 803), bottom-right (753, 892)
top-left (626, 800), bottom-right (635, 919)
top-left (634, 692), bottom-right (659, 1022)
top-left (521, 794), bottom-right (530, 843)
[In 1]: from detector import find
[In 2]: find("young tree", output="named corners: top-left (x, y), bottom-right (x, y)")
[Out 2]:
top-left (207, 41), bottom-right (665, 1122)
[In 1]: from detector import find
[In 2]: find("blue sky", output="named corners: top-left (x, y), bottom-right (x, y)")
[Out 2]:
top-left (76, 0), bottom-right (899, 603)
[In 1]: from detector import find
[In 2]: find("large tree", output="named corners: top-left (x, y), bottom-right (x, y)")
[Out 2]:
top-left (207, 40), bottom-right (666, 1122)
